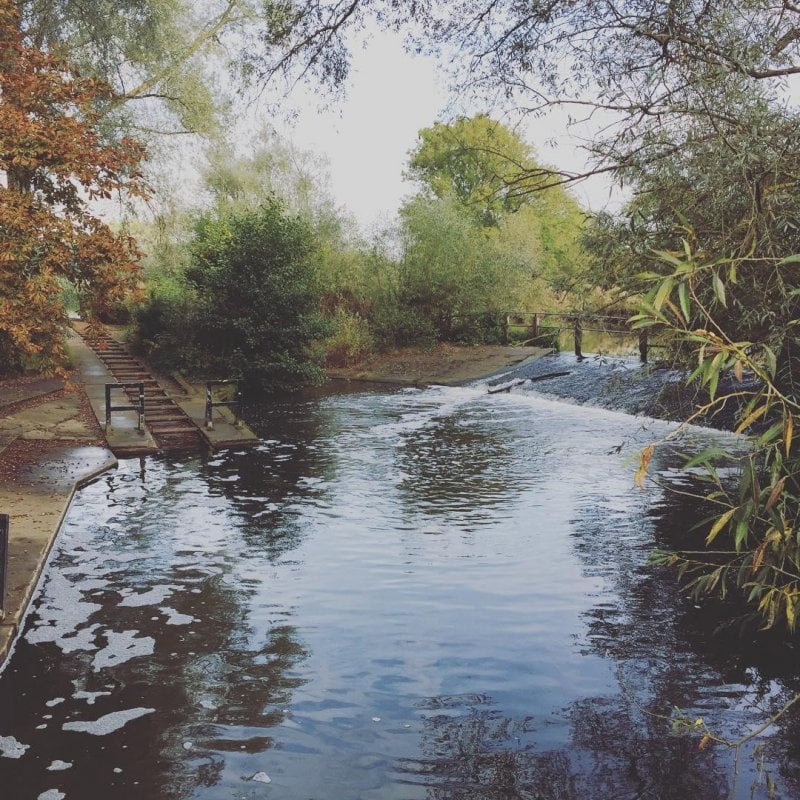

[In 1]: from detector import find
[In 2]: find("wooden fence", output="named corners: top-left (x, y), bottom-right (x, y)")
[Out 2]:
top-left (499, 312), bottom-right (650, 363)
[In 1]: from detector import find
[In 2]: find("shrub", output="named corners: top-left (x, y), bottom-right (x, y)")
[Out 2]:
top-left (134, 198), bottom-right (327, 393)
top-left (324, 309), bottom-right (375, 367)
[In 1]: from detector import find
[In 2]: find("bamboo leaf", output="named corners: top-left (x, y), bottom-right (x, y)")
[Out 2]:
top-left (734, 519), bottom-right (749, 551)
top-left (752, 541), bottom-right (768, 574)
top-left (766, 476), bottom-right (787, 511)
top-left (634, 444), bottom-right (655, 489)
top-left (758, 422), bottom-right (783, 445)
top-left (684, 448), bottom-right (727, 468)
top-left (678, 281), bottom-right (690, 322)
top-left (712, 272), bottom-right (727, 307)
top-left (706, 507), bottom-right (736, 545)
top-left (652, 249), bottom-right (683, 266)
top-left (736, 403), bottom-right (769, 433)
top-left (786, 414), bottom-right (794, 456)
top-left (764, 346), bottom-right (777, 378)
top-left (653, 277), bottom-right (675, 311)
top-left (708, 368), bottom-right (719, 400)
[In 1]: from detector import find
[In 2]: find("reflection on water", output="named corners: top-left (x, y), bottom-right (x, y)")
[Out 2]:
top-left (0, 385), bottom-right (798, 799)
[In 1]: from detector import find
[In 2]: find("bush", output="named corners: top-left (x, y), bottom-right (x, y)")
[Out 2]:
top-left (133, 274), bottom-right (199, 372)
top-left (369, 304), bottom-right (437, 349)
top-left (135, 198), bottom-right (327, 393)
top-left (397, 197), bottom-right (527, 342)
top-left (323, 309), bottom-right (375, 367)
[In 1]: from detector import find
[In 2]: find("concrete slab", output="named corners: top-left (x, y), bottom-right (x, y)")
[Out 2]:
top-left (173, 394), bottom-right (260, 450)
top-left (0, 377), bottom-right (63, 409)
top-left (0, 445), bottom-right (117, 663)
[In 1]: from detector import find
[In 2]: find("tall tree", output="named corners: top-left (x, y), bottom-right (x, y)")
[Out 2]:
top-left (406, 114), bottom-right (553, 226)
top-left (405, 115), bottom-right (587, 303)
top-left (0, 0), bottom-right (148, 374)
top-left (14, 0), bottom-right (244, 138)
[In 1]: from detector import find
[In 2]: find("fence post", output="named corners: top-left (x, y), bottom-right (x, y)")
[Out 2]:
top-left (0, 514), bottom-right (8, 618)
top-left (137, 383), bottom-right (145, 432)
top-left (639, 330), bottom-right (648, 364)
top-left (234, 389), bottom-right (243, 428)
top-left (500, 314), bottom-right (509, 345)
top-left (531, 313), bottom-right (540, 342)
top-left (574, 318), bottom-right (583, 361)
top-left (205, 383), bottom-right (214, 430)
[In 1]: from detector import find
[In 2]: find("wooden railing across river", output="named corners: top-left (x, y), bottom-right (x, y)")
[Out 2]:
top-left (499, 311), bottom-right (650, 363)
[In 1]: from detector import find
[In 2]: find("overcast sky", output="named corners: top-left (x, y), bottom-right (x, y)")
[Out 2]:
top-left (254, 28), bottom-right (623, 233)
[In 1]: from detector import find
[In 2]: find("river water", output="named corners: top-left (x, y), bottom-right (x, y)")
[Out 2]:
top-left (1, 383), bottom-right (799, 799)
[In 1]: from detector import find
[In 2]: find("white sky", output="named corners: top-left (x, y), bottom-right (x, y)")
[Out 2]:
top-left (249, 29), bottom-right (622, 233)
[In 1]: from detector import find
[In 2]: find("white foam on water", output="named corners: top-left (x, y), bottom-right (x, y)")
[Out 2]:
top-left (0, 735), bottom-right (29, 758)
top-left (158, 607), bottom-right (194, 626)
top-left (45, 698), bottom-right (65, 707)
top-left (37, 791), bottom-right (65, 800)
top-left (72, 691), bottom-right (111, 706)
top-left (62, 708), bottom-right (155, 735)
top-left (47, 760), bottom-right (72, 771)
top-left (250, 772), bottom-right (271, 783)
top-left (370, 386), bottom-right (482, 440)
top-left (25, 571), bottom-right (102, 653)
top-left (118, 585), bottom-right (177, 607)
top-left (92, 631), bottom-right (155, 671)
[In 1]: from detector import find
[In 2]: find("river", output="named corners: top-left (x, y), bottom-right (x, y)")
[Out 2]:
top-left (1, 382), bottom-right (799, 799)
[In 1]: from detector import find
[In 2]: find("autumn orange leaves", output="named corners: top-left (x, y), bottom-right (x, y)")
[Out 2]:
top-left (0, 0), bottom-right (147, 374)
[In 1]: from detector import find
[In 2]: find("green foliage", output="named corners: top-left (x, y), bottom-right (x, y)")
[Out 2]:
top-left (322, 309), bottom-right (375, 367)
top-left (406, 115), bottom-right (551, 225)
top-left (135, 198), bottom-right (327, 393)
top-left (396, 196), bottom-right (528, 341)
top-left (134, 272), bottom-right (198, 372)
top-left (636, 243), bottom-right (800, 631)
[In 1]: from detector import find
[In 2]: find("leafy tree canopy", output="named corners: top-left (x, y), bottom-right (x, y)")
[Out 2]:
top-left (406, 114), bottom-right (554, 225)
top-left (0, 0), bottom-right (148, 374)
top-left (174, 198), bottom-right (327, 392)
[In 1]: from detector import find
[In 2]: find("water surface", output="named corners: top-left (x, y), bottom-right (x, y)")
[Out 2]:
top-left (1, 384), bottom-right (798, 799)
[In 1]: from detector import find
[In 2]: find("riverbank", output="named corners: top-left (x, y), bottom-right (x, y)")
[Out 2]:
top-left (326, 343), bottom-right (548, 385)
top-left (0, 365), bottom-right (117, 665)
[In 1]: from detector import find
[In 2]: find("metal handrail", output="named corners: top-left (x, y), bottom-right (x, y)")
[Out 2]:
top-left (205, 380), bottom-right (243, 430)
top-left (105, 382), bottom-right (145, 432)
